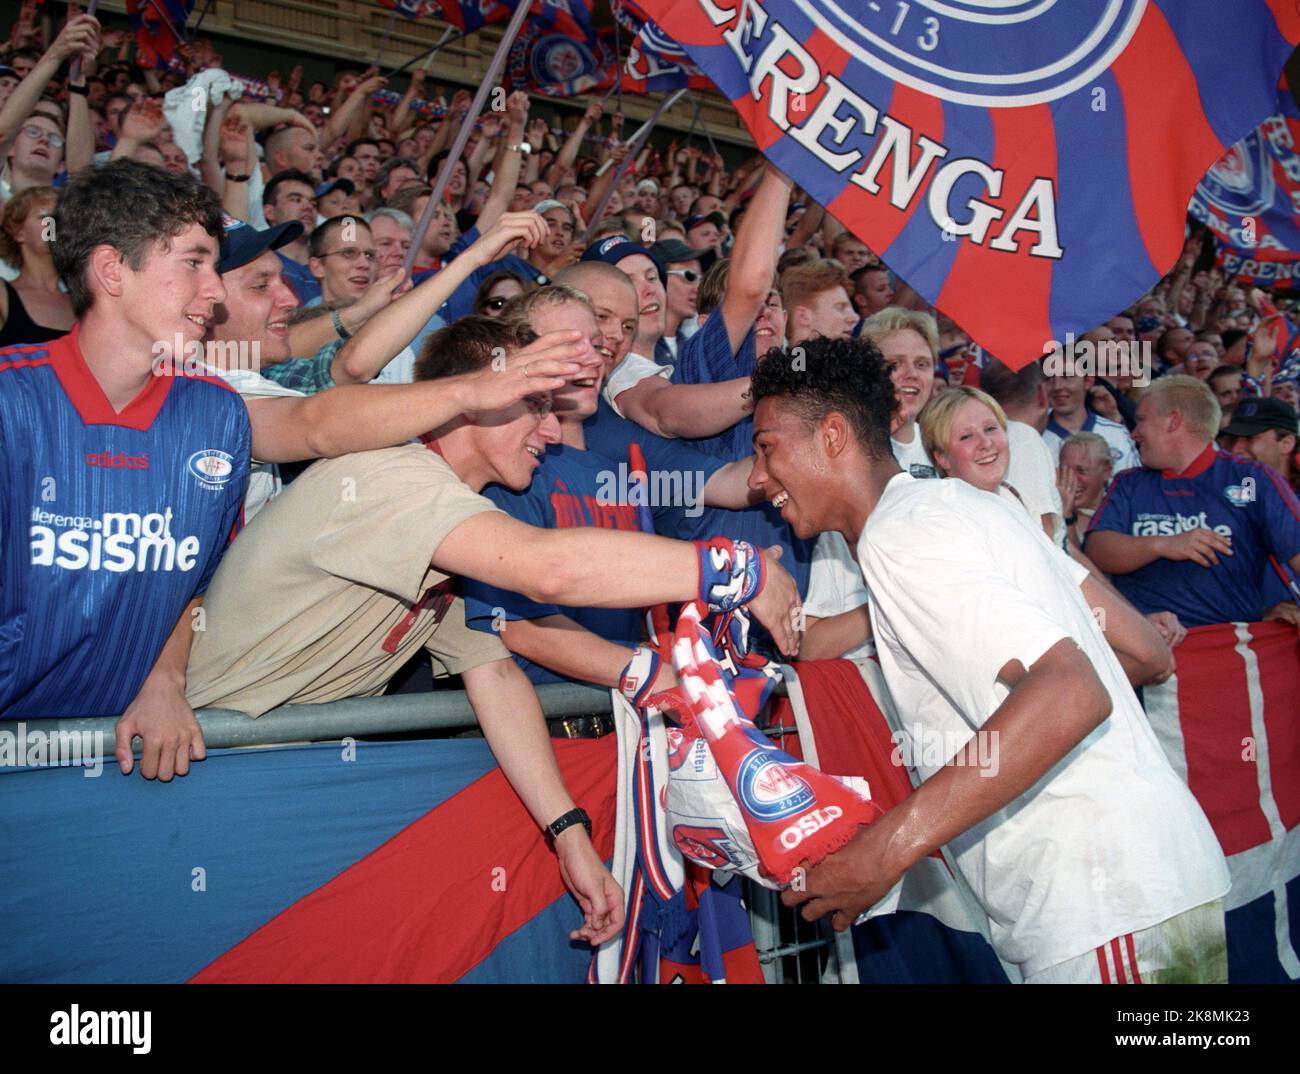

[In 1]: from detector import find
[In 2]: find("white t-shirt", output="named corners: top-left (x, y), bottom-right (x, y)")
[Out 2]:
top-left (855, 474), bottom-right (1228, 975)
top-left (371, 345), bottom-right (418, 385)
top-left (891, 423), bottom-right (937, 479)
top-left (602, 350), bottom-right (672, 416)
top-left (204, 364), bottom-right (305, 520)
top-left (1004, 420), bottom-right (1065, 546)
top-left (804, 532), bottom-right (874, 660)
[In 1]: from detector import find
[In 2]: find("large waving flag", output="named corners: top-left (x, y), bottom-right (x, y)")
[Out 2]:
top-left (1189, 87), bottom-right (1300, 291)
top-left (387, 0), bottom-right (592, 36)
top-left (614, 0), bottom-right (715, 95)
top-left (509, 24), bottom-right (616, 98)
top-left (637, 0), bottom-right (1300, 368)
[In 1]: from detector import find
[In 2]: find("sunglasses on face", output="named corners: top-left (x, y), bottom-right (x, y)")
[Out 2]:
top-left (667, 268), bottom-right (700, 283)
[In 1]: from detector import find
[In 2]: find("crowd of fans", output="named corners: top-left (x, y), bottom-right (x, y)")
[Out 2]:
top-left (2, 8), bottom-right (1298, 977)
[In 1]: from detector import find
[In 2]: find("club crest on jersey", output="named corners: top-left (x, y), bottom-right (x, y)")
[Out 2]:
top-left (736, 748), bottom-right (815, 821)
top-left (1224, 482), bottom-right (1255, 507)
top-left (794, 0), bottom-right (1147, 107)
top-left (187, 449), bottom-right (235, 491)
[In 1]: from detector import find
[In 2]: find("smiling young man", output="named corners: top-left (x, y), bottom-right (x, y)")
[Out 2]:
top-left (461, 272), bottom-right (777, 704)
top-left (184, 313), bottom-right (799, 946)
top-left (748, 335), bottom-right (1230, 984)
top-left (0, 161), bottom-right (249, 780)
top-left (307, 214), bottom-right (376, 306)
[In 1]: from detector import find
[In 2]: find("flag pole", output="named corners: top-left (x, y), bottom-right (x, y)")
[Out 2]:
top-left (374, 11), bottom-right (397, 72)
top-left (403, 2), bottom-right (533, 277)
top-left (387, 25), bottom-right (459, 78)
top-left (189, 0), bottom-right (215, 42)
top-left (68, 0), bottom-right (99, 86)
top-left (584, 87), bottom-right (686, 240)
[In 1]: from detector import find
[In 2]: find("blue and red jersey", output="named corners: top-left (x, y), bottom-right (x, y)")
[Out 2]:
top-left (1086, 445), bottom-right (1300, 626)
top-left (462, 443), bottom-right (699, 685)
top-left (0, 328), bottom-right (250, 717)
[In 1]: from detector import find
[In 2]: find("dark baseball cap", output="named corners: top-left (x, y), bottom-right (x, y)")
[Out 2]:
top-left (0, 66), bottom-right (18, 81)
top-left (650, 238), bottom-right (710, 265)
top-left (315, 177), bottom-right (356, 199)
top-left (1222, 396), bottom-right (1300, 437)
top-left (218, 214), bottom-right (304, 274)
top-left (684, 211), bottom-right (725, 233)
top-left (580, 236), bottom-right (666, 284)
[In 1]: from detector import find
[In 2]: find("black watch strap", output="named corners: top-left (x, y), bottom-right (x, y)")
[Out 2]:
top-left (544, 807), bottom-right (591, 848)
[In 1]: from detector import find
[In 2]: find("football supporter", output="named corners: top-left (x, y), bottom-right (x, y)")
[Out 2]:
top-left (307, 214), bottom-right (380, 306)
top-left (1058, 432), bottom-right (1113, 548)
top-left (0, 161), bottom-right (249, 781)
top-left (848, 262), bottom-right (895, 322)
top-left (205, 212), bottom-right (585, 518)
top-left (260, 169), bottom-right (320, 304)
top-left (979, 357), bottom-right (1066, 541)
top-left (461, 279), bottom-right (764, 701)
top-left (782, 259), bottom-right (857, 346)
top-left (184, 316), bottom-right (800, 938)
top-left (1222, 396), bottom-right (1299, 491)
top-left (1042, 354), bottom-right (1140, 470)
top-left (648, 237), bottom-right (705, 364)
top-left (1086, 376), bottom-right (1300, 628)
top-left (748, 336), bottom-right (1229, 984)
top-left (0, 186), bottom-right (73, 345)
top-left (860, 307), bottom-right (939, 479)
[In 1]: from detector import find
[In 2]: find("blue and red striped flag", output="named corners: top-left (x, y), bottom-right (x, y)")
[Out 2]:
top-left (614, 0), bottom-right (714, 95)
top-left (383, 0), bottom-right (591, 36)
top-left (126, 0), bottom-right (195, 70)
top-left (636, 0), bottom-right (1300, 368)
top-left (509, 19), bottom-right (616, 98)
top-left (1189, 86), bottom-right (1300, 291)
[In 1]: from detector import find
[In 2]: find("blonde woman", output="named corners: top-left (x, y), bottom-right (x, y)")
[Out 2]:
top-left (919, 385), bottom-right (1019, 501)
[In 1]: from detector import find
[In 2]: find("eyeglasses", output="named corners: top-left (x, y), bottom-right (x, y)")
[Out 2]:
top-left (319, 248), bottom-right (375, 263)
top-left (21, 126), bottom-right (64, 149)
top-left (667, 268), bottom-right (700, 283)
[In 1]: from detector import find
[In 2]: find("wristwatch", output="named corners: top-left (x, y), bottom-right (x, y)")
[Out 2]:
top-left (543, 807), bottom-right (591, 848)
top-left (330, 308), bottom-right (351, 341)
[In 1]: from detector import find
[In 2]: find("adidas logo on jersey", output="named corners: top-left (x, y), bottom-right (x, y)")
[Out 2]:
top-left (84, 451), bottom-right (149, 470)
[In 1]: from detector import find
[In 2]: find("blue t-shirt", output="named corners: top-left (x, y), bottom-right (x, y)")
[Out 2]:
top-left (1086, 446), bottom-right (1300, 626)
top-left (462, 442), bottom-right (715, 685)
top-left (0, 329), bottom-right (250, 717)
top-left (277, 252), bottom-right (321, 306)
top-left (583, 397), bottom-right (813, 597)
top-left (674, 314), bottom-right (759, 460)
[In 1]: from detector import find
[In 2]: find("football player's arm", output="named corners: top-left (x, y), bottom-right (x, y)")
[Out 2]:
top-left (615, 375), bottom-right (752, 440)
top-left (114, 597), bottom-right (207, 782)
top-left (701, 456), bottom-right (762, 509)
top-left (1078, 573), bottom-right (1173, 686)
top-left (433, 514), bottom-right (800, 655)
top-left (785, 637), bottom-right (1113, 929)
top-left (799, 608), bottom-right (872, 662)
top-left (499, 615), bottom-right (636, 689)
top-left (462, 657), bottom-right (623, 944)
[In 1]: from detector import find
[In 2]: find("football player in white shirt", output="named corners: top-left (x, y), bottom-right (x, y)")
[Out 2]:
top-left (747, 335), bottom-right (1230, 984)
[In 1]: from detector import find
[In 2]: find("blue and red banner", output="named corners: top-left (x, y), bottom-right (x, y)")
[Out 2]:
top-left (126, 0), bottom-right (195, 69)
top-left (1189, 87), bottom-right (1300, 291)
top-left (614, 0), bottom-right (714, 95)
top-left (384, 0), bottom-right (591, 36)
top-left (509, 24), bottom-right (616, 99)
top-left (636, 0), bottom-right (1300, 368)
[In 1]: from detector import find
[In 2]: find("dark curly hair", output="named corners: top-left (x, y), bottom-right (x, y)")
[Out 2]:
top-left (750, 336), bottom-right (896, 461)
top-left (414, 315), bottom-right (538, 382)
top-left (53, 160), bottom-right (223, 316)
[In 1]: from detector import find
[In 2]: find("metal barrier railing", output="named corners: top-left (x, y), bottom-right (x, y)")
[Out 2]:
top-left (1, 676), bottom-right (839, 982)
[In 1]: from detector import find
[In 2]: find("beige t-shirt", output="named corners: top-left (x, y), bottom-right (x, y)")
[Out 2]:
top-left (187, 443), bottom-right (508, 716)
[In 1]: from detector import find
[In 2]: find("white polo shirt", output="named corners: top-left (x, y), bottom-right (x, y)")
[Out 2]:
top-left (855, 474), bottom-right (1228, 975)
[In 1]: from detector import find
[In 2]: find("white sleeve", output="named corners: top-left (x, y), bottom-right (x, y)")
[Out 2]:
top-left (601, 352), bottom-right (673, 416)
top-left (1005, 422), bottom-right (1064, 534)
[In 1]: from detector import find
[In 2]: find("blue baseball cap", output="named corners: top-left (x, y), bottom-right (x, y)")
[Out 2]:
top-left (580, 236), bottom-right (666, 284)
top-left (218, 214), bottom-right (304, 274)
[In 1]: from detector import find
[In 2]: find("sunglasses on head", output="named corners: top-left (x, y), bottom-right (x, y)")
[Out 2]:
top-left (667, 268), bottom-right (700, 283)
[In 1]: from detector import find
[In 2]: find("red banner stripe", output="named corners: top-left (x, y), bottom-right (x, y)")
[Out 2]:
top-left (1252, 622), bottom-right (1300, 833)
top-left (191, 739), bottom-right (617, 983)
